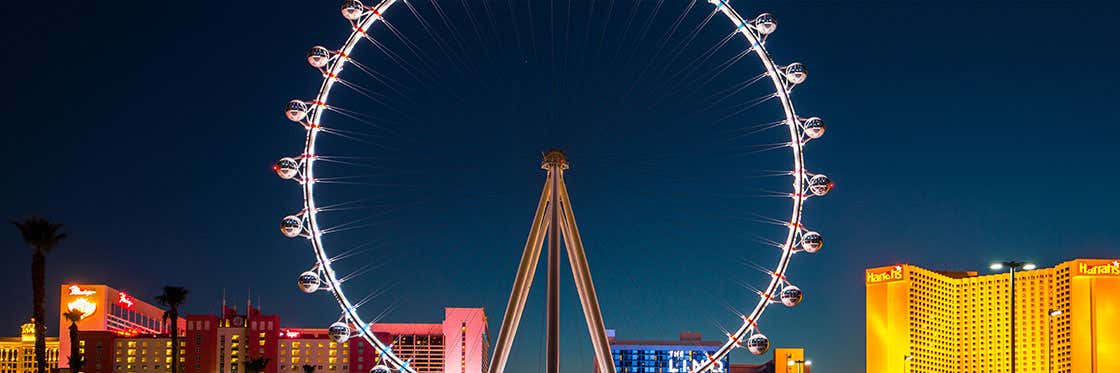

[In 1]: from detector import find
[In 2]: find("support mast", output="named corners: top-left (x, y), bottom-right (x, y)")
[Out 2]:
top-left (488, 150), bottom-right (617, 373)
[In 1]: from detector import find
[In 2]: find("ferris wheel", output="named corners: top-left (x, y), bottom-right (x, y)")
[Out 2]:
top-left (275, 0), bottom-right (832, 372)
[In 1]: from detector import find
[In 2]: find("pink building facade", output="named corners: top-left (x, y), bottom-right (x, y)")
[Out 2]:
top-left (369, 308), bottom-right (489, 373)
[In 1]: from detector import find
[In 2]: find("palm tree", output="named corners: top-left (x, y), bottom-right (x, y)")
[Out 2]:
top-left (63, 309), bottom-right (85, 372)
top-left (155, 286), bottom-right (188, 373)
top-left (245, 357), bottom-right (271, 373)
top-left (301, 364), bottom-right (316, 373)
top-left (67, 356), bottom-right (85, 373)
top-left (12, 216), bottom-right (66, 373)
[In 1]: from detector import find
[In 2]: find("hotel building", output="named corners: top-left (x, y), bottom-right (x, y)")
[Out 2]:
top-left (59, 284), bottom-right (183, 369)
top-left (0, 322), bottom-right (59, 373)
top-left (71, 299), bottom-right (488, 373)
top-left (866, 258), bottom-right (1120, 373)
top-left (595, 331), bottom-right (729, 373)
top-left (368, 308), bottom-right (490, 373)
top-left (595, 330), bottom-right (811, 373)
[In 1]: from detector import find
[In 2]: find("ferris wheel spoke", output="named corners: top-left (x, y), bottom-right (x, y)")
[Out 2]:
top-left (315, 157), bottom-right (397, 171)
top-left (333, 79), bottom-right (412, 113)
top-left (639, 22), bottom-right (726, 106)
top-left (725, 119), bottom-right (788, 140)
top-left (503, 0), bottom-right (528, 62)
top-left (360, 32), bottom-right (441, 89)
top-left (618, 0), bottom-right (699, 102)
top-left (587, 0), bottom-right (618, 66)
top-left (368, 300), bottom-right (401, 325)
top-left (683, 46), bottom-right (758, 98)
top-left (615, 0), bottom-right (664, 66)
top-left (378, 18), bottom-right (457, 82)
top-left (337, 261), bottom-right (390, 283)
top-left (523, 0), bottom-right (540, 61)
top-left (317, 128), bottom-right (399, 151)
top-left (343, 59), bottom-right (415, 100)
top-left (664, 29), bottom-right (737, 87)
top-left (351, 282), bottom-right (397, 309)
top-left (426, 0), bottom-right (475, 60)
top-left (652, 8), bottom-right (720, 80)
top-left (726, 142), bottom-right (793, 157)
top-left (573, 0), bottom-right (598, 73)
top-left (705, 93), bottom-right (778, 123)
top-left (320, 214), bottom-right (399, 236)
top-left (324, 106), bottom-right (411, 138)
top-left (604, 0), bottom-right (641, 63)
top-left (399, 0), bottom-right (472, 74)
top-left (455, 0), bottom-right (488, 51)
top-left (694, 72), bottom-right (770, 111)
top-left (476, 0), bottom-right (502, 46)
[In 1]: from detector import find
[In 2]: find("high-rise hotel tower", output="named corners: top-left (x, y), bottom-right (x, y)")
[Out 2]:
top-left (866, 259), bottom-right (1119, 373)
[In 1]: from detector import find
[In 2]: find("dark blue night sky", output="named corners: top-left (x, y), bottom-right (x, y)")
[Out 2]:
top-left (2, 1), bottom-right (1118, 372)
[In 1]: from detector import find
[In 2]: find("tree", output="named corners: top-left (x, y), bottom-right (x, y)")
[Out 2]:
top-left (12, 216), bottom-right (66, 373)
top-left (301, 364), bottom-right (316, 373)
top-left (245, 357), bottom-right (271, 373)
top-left (155, 286), bottom-right (188, 373)
top-left (63, 309), bottom-right (85, 372)
top-left (67, 356), bottom-right (85, 373)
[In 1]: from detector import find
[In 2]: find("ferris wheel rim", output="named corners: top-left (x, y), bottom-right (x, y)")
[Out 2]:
top-left (287, 1), bottom-right (823, 372)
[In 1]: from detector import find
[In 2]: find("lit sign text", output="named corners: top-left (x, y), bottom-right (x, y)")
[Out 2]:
top-left (866, 265), bottom-right (905, 284)
top-left (665, 350), bottom-right (724, 373)
top-left (1077, 260), bottom-right (1120, 277)
top-left (118, 292), bottom-right (135, 308)
top-left (68, 285), bottom-right (96, 296)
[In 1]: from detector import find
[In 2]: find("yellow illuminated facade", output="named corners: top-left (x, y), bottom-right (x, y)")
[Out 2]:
top-left (866, 259), bottom-right (1120, 373)
top-left (0, 322), bottom-right (60, 373)
top-left (111, 337), bottom-right (184, 373)
top-left (276, 338), bottom-right (349, 372)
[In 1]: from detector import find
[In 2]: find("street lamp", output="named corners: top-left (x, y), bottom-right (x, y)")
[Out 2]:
top-left (1048, 309), bottom-right (1062, 373)
top-left (904, 355), bottom-right (913, 373)
top-left (990, 260), bottom-right (1036, 373)
top-left (786, 358), bottom-right (811, 373)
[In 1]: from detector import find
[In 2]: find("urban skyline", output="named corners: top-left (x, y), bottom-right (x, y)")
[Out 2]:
top-left (3, 0), bottom-right (1119, 372)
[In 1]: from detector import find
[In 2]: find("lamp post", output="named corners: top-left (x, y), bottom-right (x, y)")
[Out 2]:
top-left (786, 358), bottom-right (811, 373)
top-left (1048, 309), bottom-right (1061, 373)
top-left (904, 355), bottom-right (913, 373)
top-left (990, 261), bottom-right (1036, 373)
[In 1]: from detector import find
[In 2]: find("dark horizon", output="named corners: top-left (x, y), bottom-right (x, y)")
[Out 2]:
top-left (2, 1), bottom-right (1118, 371)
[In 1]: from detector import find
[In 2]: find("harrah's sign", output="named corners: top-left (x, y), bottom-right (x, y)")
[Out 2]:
top-left (1077, 260), bottom-right (1120, 277)
top-left (867, 265), bottom-right (905, 284)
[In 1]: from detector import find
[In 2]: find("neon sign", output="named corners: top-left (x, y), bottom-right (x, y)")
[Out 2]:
top-left (66, 285), bottom-right (98, 320)
top-left (866, 265), bottom-right (905, 284)
top-left (665, 351), bottom-right (725, 373)
top-left (67, 298), bottom-right (97, 320)
top-left (1076, 260), bottom-right (1120, 277)
top-left (68, 285), bottom-right (96, 296)
top-left (281, 330), bottom-right (301, 338)
top-left (118, 292), bottom-right (135, 308)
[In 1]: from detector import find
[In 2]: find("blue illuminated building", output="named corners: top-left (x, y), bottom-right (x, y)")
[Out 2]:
top-left (596, 330), bottom-right (729, 373)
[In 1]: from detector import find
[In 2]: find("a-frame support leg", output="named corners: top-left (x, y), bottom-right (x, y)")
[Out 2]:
top-left (488, 174), bottom-right (552, 373)
top-left (557, 175), bottom-right (617, 373)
